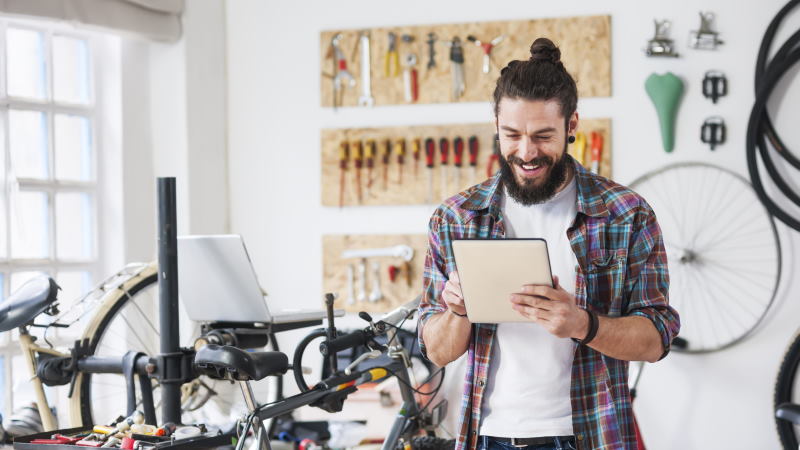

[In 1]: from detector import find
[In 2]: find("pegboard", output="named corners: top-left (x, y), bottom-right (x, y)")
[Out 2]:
top-left (321, 119), bottom-right (612, 207)
top-left (322, 234), bottom-right (427, 314)
top-left (320, 15), bottom-right (611, 108)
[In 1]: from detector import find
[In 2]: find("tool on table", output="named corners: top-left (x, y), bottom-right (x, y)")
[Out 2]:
top-left (701, 117), bottom-right (726, 150)
top-left (357, 259), bottom-right (367, 302)
top-left (331, 34), bottom-right (356, 108)
top-left (439, 137), bottom-right (450, 197)
top-left (338, 141), bottom-right (349, 207)
top-left (346, 264), bottom-right (355, 305)
top-left (395, 138), bottom-right (406, 184)
top-left (352, 140), bottom-right (363, 203)
top-left (385, 32), bottom-right (400, 77)
top-left (645, 20), bottom-right (679, 57)
top-left (448, 37), bottom-right (466, 100)
top-left (403, 53), bottom-right (419, 102)
top-left (412, 138), bottom-right (421, 179)
top-left (365, 139), bottom-right (376, 197)
top-left (590, 131), bottom-right (604, 174)
top-left (357, 31), bottom-right (374, 107)
top-left (369, 261), bottom-right (383, 302)
top-left (426, 32), bottom-right (437, 70)
top-left (645, 72), bottom-right (684, 153)
top-left (466, 34), bottom-right (505, 74)
top-left (382, 138), bottom-right (392, 190)
top-left (425, 137), bottom-right (436, 203)
top-left (689, 11), bottom-right (723, 50)
top-left (453, 136), bottom-right (464, 189)
top-left (573, 131), bottom-right (587, 167)
top-left (468, 135), bottom-right (479, 184)
top-left (487, 133), bottom-right (500, 177)
top-left (702, 71), bottom-right (727, 103)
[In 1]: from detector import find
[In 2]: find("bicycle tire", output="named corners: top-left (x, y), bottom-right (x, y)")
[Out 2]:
top-left (775, 331), bottom-right (800, 449)
top-left (409, 435), bottom-right (455, 450)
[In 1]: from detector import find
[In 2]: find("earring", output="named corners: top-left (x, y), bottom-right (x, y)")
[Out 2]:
top-left (568, 135), bottom-right (576, 144)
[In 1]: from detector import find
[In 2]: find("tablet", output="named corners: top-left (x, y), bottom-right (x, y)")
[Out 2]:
top-left (452, 238), bottom-right (553, 323)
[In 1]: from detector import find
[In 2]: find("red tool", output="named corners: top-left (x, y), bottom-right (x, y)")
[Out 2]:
top-left (338, 141), bottom-right (349, 207)
top-left (31, 434), bottom-right (83, 444)
top-left (352, 140), bottom-right (363, 203)
top-left (425, 137), bottom-right (436, 203)
top-left (453, 136), bottom-right (464, 189)
top-left (403, 54), bottom-right (419, 102)
top-left (388, 265), bottom-right (400, 282)
top-left (395, 138), bottom-right (406, 184)
top-left (466, 34), bottom-right (506, 74)
top-left (468, 135), bottom-right (479, 184)
top-left (382, 138), bottom-right (392, 190)
top-left (412, 138), bottom-right (421, 178)
top-left (439, 137), bottom-right (449, 196)
top-left (487, 133), bottom-right (500, 177)
top-left (591, 131), bottom-right (604, 174)
top-left (365, 139), bottom-right (376, 197)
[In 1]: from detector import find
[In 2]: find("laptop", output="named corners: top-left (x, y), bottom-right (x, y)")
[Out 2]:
top-left (177, 234), bottom-right (334, 324)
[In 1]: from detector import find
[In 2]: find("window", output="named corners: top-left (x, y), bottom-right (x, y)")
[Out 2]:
top-left (0, 18), bottom-right (116, 421)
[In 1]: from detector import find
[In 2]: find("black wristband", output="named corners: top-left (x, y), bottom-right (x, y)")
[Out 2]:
top-left (572, 309), bottom-right (599, 346)
top-left (451, 310), bottom-right (468, 318)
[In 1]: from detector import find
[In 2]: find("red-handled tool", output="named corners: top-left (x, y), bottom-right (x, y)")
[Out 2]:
top-left (425, 137), bottom-right (435, 203)
top-left (439, 137), bottom-right (449, 197)
top-left (403, 54), bottom-right (419, 102)
top-left (352, 140), bottom-right (363, 204)
top-left (466, 34), bottom-right (506, 74)
top-left (591, 131), bottom-right (604, 174)
top-left (412, 138), bottom-right (421, 179)
top-left (487, 133), bottom-right (500, 177)
top-left (382, 138), bottom-right (392, 191)
top-left (453, 136), bottom-right (464, 189)
top-left (338, 141), bottom-right (349, 207)
top-left (395, 138), bottom-right (405, 184)
top-left (468, 135), bottom-right (479, 184)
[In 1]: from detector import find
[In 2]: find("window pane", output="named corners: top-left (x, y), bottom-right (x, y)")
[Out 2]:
top-left (10, 271), bottom-right (47, 293)
top-left (0, 273), bottom-right (4, 302)
top-left (54, 271), bottom-right (91, 339)
top-left (9, 110), bottom-right (49, 179)
top-left (10, 191), bottom-right (50, 259)
top-left (56, 192), bottom-right (93, 260)
top-left (53, 36), bottom-right (91, 105)
top-left (55, 114), bottom-right (93, 181)
top-left (7, 28), bottom-right (47, 100)
top-left (0, 190), bottom-right (6, 259)
top-left (0, 355), bottom-right (5, 413)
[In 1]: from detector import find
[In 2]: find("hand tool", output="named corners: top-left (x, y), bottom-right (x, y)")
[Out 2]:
top-left (331, 34), bottom-right (356, 108)
top-left (388, 265), bottom-right (400, 282)
top-left (403, 54), bottom-right (419, 102)
top-left (468, 135), bottom-right (479, 184)
top-left (338, 141), bottom-right (349, 207)
top-left (487, 134), bottom-right (500, 178)
top-left (382, 138), bottom-right (392, 190)
top-left (573, 131), bottom-right (587, 167)
top-left (466, 34), bottom-right (506, 74)
top-left (365, 139), bottom-right (376, 197)
top-left (426, 32), bottom-right (437, 70)
top-left (453, 136), bottom-right (464, 189)
top-left (412, 138), bottom-right (421, 179)
top-left (701, 116), bottom-right (726, 150)
top-left (357, 31), bottom-right (374, 107)
top-left (352, 140), bottom-right (363, 203)
top-left (425, 138), bottom-right (436, 203)
top-left (590, 131), bottom-right (604, 174)
top-left (31, 434), bottom-right (83, 444)
top-left (439, 137), bottom-right (449, 196)
top-left (369, 261), bottom-right (383, 302)
top-left (385, 32), bottom-right (400, 77)
top-left (702, 70), bottom-right (727, 103)
top-left (341, 244), bottom-right (414, 261)
top-left (357, 259), bottom-right (367, 302)
top-left (403, 260), bottom-right (411, 287)
top-left (448, 37), bottom-right (465, 100)
top-left (645, 72), bottom-right (684, 152)
top-left (689, 11), bottom-right (723, 50)
top-left (394, 138), bottom-right (406, 184)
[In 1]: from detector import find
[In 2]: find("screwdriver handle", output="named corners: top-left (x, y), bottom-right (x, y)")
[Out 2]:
top-left (468, 136), bottom-right (479, 166)
top-left (439, 138), bottom-right (449, 165)
top-left (365, 139), bottom-right (376, 169)
top-left (425, 138), bottom-right (435, 168)
top-left (395, 139), bottom-right (405, 164)
top-left (382, 139), bottom-right (392, 164)
top-left (352, 141), bottom-right (363, 168)
top-left (339, 141), bottom-right (349, 169)
top-left (453, 137), bottom-right (464, 167)
top-left (412, 138), bottom-right (421, 162)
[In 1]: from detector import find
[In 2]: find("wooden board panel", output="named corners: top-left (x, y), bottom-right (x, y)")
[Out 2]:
top-left (320, 15), bottom-right (611, 107)
top-left (321, 119), bottom-right (612, 207)
top-left (322, 234), bottom-right (428, 314)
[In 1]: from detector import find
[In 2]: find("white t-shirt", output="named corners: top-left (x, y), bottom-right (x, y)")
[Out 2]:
top-left (479, 177), bottom-right (578, 438)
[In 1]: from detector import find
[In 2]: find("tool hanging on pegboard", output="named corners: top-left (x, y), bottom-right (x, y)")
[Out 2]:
top-left (487, 134), bottom-right (500, 178)
top-left (448, 37), bottom-right (466, 100)
top-left (395, 138), bottom-right (406, 184)
top-left (329, 34), bottom-right (356, 109)
top-left (425, 137), bottom-right (436, 203)
top-left (385, 32), bottom-right (400, 77)
top-left (439, 137), bottom-right (450, 197)
top-left (403, 53), bottom-right (420, 102)
top-left (467, 34), bottom-right (505, 74)
top-left (338, 141), bottom-right (349, 207)
top-left (382, 138), bottom-right (392, 191)
top-left (352, 140), bottom-right (363, 203)
top-left (573, 131), bottom-right (587, 167)
top-left (590, 131), bottom-right (604, 174)
top-left (701, 117), bottom-right (726, 150)
top-left (365, 139), bottom-right (376, 198)
top-left (412, 138), bottom-right (421, 179)
top-left (357, 31), bottom-right (374, 107)
top-left (453, 136), bottom-right (464, 189)
top-left (426, 32), bottom-right (437, 70)
top-left (468, 135), bottom-right (479, 185)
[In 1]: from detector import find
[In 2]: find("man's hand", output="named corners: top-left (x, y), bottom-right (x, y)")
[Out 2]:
top-left (509, 275), bottom-right (589, 339)
top-left (443, 271), bottom-right (467, 316)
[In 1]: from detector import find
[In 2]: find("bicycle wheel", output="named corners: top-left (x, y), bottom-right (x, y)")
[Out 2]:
top-left (775, 331), bottom-right (800, 449)
top-left (68, 263), bottom-right (280, 428)
top-left (629, 162), bottom-right (782, 353)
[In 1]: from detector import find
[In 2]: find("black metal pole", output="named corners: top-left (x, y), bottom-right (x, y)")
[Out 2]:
top-left (157, 177), bottom-right (182, 425)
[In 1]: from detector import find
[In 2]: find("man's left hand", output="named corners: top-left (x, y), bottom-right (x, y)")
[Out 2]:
top-left (510, 275), bottom-right (589, 339)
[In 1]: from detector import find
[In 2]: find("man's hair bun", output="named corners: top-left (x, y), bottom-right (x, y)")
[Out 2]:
top-left (529, 38), bottom-right (561, 64)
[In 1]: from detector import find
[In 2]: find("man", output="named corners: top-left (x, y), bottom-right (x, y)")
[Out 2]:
top-left (418, 38), bottom-right (680, 450)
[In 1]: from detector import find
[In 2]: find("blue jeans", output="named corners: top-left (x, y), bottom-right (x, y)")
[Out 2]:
top-left (478, 435), bottom-right (577, 450)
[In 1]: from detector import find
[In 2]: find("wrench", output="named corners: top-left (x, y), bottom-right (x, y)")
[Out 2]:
top-left (357, 31), bottom-right (374, 107)
top-left (426, 32), bottom-right (437, 70)
top-left (448, 37), bottom-right (465, 100)
top-left (357, 259), bottom-right (367, 302)
top-left (369, 261), bottom-right (383, 302)
top-left (331, 34), bottom-right (355, 105)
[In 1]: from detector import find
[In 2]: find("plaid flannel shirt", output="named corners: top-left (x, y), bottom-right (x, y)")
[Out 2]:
top-left (418, 157), bottom-right (679, 450)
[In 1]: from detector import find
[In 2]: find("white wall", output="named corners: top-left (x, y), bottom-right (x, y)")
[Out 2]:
top-left (223, 1), bottom-right (800, 448)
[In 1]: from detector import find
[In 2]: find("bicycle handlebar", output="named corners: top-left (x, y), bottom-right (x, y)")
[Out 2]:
top-left (319, 329), bottom-right (373, 356)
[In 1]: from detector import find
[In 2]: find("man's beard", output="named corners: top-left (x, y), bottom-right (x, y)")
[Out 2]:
top-left (499, 144), bottom-right (569, 206)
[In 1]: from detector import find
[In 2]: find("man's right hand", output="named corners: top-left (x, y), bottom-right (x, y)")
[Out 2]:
top-left (443, 271), bottom-right (467, 316)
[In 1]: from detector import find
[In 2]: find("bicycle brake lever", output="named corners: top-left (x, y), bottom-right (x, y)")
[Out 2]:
top-left (344, 349), bottom-right (382, 375)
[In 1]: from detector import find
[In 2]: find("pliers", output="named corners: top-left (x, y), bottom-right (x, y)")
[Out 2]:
top-left (385, 32), bottom-right (400, 77)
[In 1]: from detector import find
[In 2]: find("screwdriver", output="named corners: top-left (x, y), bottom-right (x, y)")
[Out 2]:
top-left (591, 131), bottom-right (604, 174)
top-left (338, 141), bottom-right (349, 208)
top-left (425, 138), bottom-right (435, 203)
top-left (453, 136), bottom-right (464, 189)
top-left (395, 138), bottom-right (406, 184)
top-left (573, 132), bottom-right (587, 167)
top-left (487, 133), bottom-right (500, 178)
top-left (412, 138), bottom-right (421, 179)
top-left (468, 135), bottom-right (479, 184)
top-left (439, 137), bottom-right (449, 197)
top-left (382, 138), bottom-right (392, 191)
top-left (365, 139), bottom-right (376, 198)
top-left (352, 140), bottom-right (363, 204)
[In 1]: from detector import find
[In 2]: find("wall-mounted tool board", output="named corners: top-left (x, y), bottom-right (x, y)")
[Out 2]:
top-left (321, 119), bottom-right (612, 207)
top-left (322, 234), bottom-right (428, 314)
top-left (320, 15), bottom-right (611, 108)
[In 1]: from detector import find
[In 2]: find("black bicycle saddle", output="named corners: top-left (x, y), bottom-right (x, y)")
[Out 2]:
top-left (0, 276), bottom-right (59, 333)
top-left (194, 344), bottom-right (289, 381)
